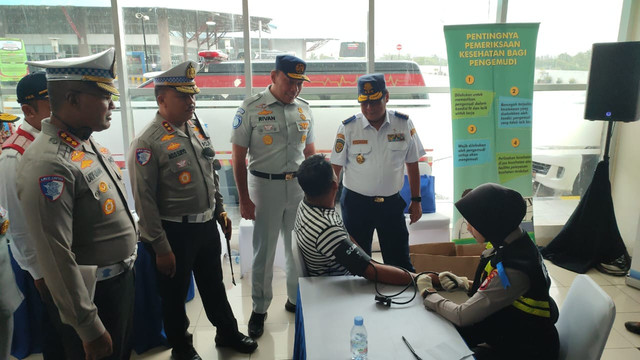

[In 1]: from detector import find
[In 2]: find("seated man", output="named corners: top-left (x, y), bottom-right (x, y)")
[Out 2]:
top-left (294, 154), bottom-right (424, 285)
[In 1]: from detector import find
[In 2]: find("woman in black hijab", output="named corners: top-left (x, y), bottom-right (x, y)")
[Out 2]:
top-left (422, 183), bottom-right (559, 360)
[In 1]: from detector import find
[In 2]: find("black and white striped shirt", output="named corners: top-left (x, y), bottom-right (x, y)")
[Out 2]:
top-left (294, 200), bottom-right (370, 277)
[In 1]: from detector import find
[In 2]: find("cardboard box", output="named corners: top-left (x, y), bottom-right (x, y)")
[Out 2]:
top-left (410, 242), bottom-right (485, 279)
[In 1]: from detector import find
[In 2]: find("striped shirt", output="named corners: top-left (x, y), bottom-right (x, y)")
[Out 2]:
top-left (294, 200), bottom-right (370, 277)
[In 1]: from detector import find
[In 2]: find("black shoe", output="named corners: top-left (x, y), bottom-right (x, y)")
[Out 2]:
top-left (285, 299), bottom-right (297, 313)
top-left (625, 321), bottom-right (640, 335)
top-left (597, 254), bottom-right (630, 276)
top-left (171, 345), bottom-right (202, 360)
top-left (215, 332), bottom-right (258, 354)
top-left (248, 311), bottom-right (267, 338)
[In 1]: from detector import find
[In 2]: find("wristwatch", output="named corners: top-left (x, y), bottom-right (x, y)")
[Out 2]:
top-left (421, 287), bottom-right (438, 298)
top-left (411, 196), bottom-right (422, 202)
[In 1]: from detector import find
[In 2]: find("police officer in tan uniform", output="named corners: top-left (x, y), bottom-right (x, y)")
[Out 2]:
top-left (231, 55), bottom-right (315, 338)
top-left (128, 61), bottom-right (257, 360)
top-left (0, 72), bottom-right (71, 359)
top-left (17, 48), bottom-right (138, 360)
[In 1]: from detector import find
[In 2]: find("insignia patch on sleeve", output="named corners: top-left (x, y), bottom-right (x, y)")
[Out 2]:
top-left (334, 138), bottom-right (345, 153)
top-left (135, 148), bottom-right (152, 166)
top-left (39, 175), bottom-right (65, 201)
top-left (479, 269), bottom-right (498, 291)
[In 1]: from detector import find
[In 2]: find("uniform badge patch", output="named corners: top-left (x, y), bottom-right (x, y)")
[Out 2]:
top-left (136, 148), bottom-right (152, 166)
top-left (167, 142), bottom-right (181, 151)
top-left (99, 181), bottom-right (109, 193)
top-left (161, 134), bottom-right (175, 142)
top-left (0, 219), bottom-right (8, 235)
top-left (99, 147), bottom-right (110, 155)
top-left (300, 114), bottom-right (307, 120)
top-left (479, 269), bottom-right (498, 291)
top-left (387, 133), bottom-right (406, 142)
top-left (39, 175), bottom-right (65, 201)
top-left (297, 121), bottom-right (310, 131)
top-left (301, 134), bottom-right (307, 143)
top-left (81, 159), bottom-right (93, 169)
top-left (232, 114), bottom-right (242, 129)
top-left (262, 135), bottom-right (273, 145)
top-left (103, 198), bottom-right (115, 215)
top-left (353, 139), bottom-right (368, 145)
top-left (410, 128), bottom-right (417, 136)
top-left (71, 150), bottom-right (85, 162)
top-left (176, 159), bottom-right (188, 168)
top-left (334, 138), bottom-right (345, 153)
top-left (178, 171), bottom-right (191, 185)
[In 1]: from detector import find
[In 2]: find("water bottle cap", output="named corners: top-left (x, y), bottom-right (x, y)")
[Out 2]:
top-left (354, 316), bottom-right (363, 325)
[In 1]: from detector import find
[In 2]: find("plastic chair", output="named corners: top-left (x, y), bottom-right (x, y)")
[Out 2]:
top-left (291, 230), bottom-right (308, 277)
top-left (556, 274), bottom-right (615, 360)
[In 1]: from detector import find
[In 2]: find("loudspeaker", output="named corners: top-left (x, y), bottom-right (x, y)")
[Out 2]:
top-left (585, 41), bottom-right (640, 122)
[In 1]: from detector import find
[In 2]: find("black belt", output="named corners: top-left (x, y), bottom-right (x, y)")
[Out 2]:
top-left (250, 170), bottom-right (297, 180)
top-left (345, 187), bottom-right (399, 203)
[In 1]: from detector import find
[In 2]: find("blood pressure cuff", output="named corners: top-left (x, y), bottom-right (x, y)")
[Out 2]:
top-left (332, 239), bottom-right (372, 277)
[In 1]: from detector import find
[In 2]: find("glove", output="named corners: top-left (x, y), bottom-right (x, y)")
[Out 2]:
top-left (416, 274), bottom-right (434, 298)
top-left (438, 271), bottom-right (469, 292)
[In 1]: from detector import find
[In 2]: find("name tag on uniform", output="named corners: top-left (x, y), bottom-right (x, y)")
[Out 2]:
top-left (352, 139), bottom-right (368, 145)
top-left (387, 133), bottom-right (405, 142)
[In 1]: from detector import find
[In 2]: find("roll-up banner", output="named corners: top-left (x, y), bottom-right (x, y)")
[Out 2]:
top-left (445, 23), bottom-right (539, 243)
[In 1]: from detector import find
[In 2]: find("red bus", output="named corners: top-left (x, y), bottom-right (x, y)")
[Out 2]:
top-left (141, 59), bottom-right (427, 99)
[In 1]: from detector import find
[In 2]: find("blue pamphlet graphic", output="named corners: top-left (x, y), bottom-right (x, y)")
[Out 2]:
top-left (454, 139), bottom-right (491, 167)
top-left (498, 97), bottom-right (532, 128)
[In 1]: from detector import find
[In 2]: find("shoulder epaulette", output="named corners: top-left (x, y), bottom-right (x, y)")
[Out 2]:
top-left (342, 115), bottom-right (356, 125)
top-left (162, 121), bottom-right (176, 134)
top-left (57, 130), bottom-right (81, 149)
top-left (243, 92), bottom-right (264, 105)
top-left (394, 110), bottom-right (409, 120)
top-left (1, 127), bottom-right (35, 155)
top-left (296, 96), bottom-right (309, 105)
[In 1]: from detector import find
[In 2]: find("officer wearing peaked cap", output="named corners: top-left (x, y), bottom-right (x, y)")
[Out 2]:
top-left (331, 73), bottom-right (425, 272)
top-left (0, 71), bottom-right (72, 359)
top-left (17, 48), bottom-right (139, 360)
top-left (231, 54), bottom-right (315, 338)
top-left (128, 61), bottom-right (257, 359)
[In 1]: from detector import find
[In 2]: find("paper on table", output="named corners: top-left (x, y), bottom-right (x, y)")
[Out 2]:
top-left (395, 335), bottom-right (474, 360)
top-left (78, 265), bottom-right (98, 301)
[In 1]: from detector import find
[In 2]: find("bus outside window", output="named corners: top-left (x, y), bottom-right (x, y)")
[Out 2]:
top-left (0, 38), bottom-right (28, 83)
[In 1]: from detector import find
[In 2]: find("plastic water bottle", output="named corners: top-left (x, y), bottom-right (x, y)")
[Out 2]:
top-left (350, 316), bottom-right (368, 360)
top-left (230, 249), bottom-right (240, 264)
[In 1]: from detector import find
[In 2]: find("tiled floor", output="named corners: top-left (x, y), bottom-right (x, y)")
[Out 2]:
top-left (16, 256), bottom-right (640, 360)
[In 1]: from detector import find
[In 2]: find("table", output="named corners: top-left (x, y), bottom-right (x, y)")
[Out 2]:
top-left (9, 242), bottom-right (195, 358)
top-left (293, 276), bottom-right (473, 360)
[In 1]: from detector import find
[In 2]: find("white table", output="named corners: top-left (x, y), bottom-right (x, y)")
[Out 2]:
top-left (295, 276), bottom-right (473, 360)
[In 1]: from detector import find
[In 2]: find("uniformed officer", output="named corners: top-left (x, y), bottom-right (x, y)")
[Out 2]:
top-left (17, 48), bottom-right (138, 360)
top-left (423, 183), bottom-right (559, 360)
top-left (0, 72), bottom-right (70, 359)
top-left (128, 61), bottom-right (257, 359)
top-left (231, 54), bottom-right (315, 338)
top-left (1, 187), bottom-right (24, 360)
top-left (0, 111), bottom-right (19, 147)
top-left (331, 73), bottom-right (425, 271)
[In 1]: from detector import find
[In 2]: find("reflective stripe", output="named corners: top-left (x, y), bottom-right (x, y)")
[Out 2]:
top-left (512, 296), bottom-right (551, 318)
top-left (484, 261), bottom-right (494, 276)
top-left (518, 296), bottom-right (550, 309)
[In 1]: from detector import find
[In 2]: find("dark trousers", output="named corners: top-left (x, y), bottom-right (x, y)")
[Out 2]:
top-left (20, 272), bottom-right (67, 360)
top-left (60, 268), bottom-right (135, 360)
top-left (340, 187), bottom-right (415, 272)
top-left (148, 220), bottom-right (238, 351)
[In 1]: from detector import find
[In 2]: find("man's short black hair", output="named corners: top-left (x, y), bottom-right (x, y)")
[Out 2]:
top-left (154, 85), bottom-right (172, 102)
top-left (297, 154), bottom-right (334, 197)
